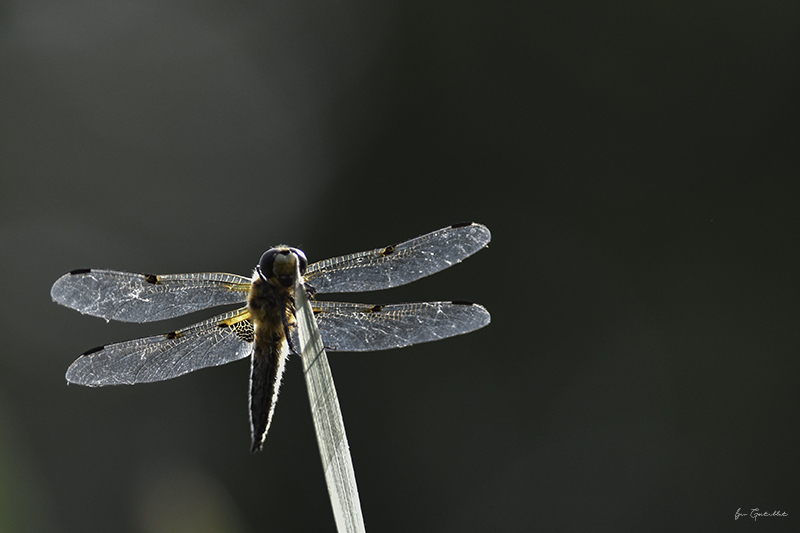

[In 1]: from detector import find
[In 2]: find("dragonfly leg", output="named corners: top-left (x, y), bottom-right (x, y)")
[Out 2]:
top-left (282, 306), bottom-right (301, 356)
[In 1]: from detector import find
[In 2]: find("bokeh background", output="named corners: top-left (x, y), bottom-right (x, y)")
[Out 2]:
top-left (1, 1), bottom-right (798, 531)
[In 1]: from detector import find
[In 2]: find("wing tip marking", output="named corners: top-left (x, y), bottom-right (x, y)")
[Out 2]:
top-left (449, 221), bottom-right (491, 246)
top-left (69, 268), bottom-right (92, 275)
top-left (82, 345), bottom-right (105, 356)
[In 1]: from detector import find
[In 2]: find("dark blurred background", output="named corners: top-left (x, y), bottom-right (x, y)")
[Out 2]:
top-left (1, 1), bottom-right (797, 531)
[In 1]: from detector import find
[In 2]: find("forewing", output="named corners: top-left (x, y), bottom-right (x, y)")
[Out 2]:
top-left (310, 301), bottom-right (490, 352)
top-left (304, 222), bottom-right (491, 294)
top-left (66, 307), bottom-right (254, 386)
top-left (51, 269), bottom-right (251, 322)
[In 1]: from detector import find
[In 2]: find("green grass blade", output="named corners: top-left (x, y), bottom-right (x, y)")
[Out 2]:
top-left (295, 281), bottom-right (366, 533)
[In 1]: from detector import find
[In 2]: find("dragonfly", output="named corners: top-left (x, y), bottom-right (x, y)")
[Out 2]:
top-left (51, 222), bottom-right (491, 452)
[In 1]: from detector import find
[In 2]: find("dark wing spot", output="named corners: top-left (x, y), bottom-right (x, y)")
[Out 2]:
top-left (369, 304), bottom-right (385, 313)
top-left (165, 331), bottom-right (182, 340)
top-left (69, 268), bottom-right (92, 275)
top-left (144, 274), bottom-right (159, 284)
top-left (381, 245), bottom-right (396, 256)
top-left (82, 345), bottom-right (105, 356)
top-left (450, 300), bottom-right (475, 306)
top-left (234, 324), bottom-right (255, 343)
top-left (450, 221), bottom-right (474, 229)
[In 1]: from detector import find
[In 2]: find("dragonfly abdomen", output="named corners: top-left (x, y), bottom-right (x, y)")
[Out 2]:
top-left (248, 277), bottom-right (293, 452)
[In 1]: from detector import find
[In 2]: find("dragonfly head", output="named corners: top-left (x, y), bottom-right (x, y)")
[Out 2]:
top-left (257, 247), bottom-right (308, 287)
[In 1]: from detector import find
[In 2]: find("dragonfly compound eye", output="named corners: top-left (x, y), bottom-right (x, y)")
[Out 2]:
top-left (257, 248), bottom-right (281, 281)
top-left (258, 247), bottom-right (305, 287)
top-left (291, 248), bottom-right (308, 275)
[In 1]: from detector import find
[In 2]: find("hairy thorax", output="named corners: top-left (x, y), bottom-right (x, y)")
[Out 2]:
top-left (247, 277), bottom-right (293, 350)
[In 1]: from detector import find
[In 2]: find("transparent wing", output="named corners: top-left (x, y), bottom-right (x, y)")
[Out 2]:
top-left (304, 222), bottom-right (491, 294)
top-left (51, 269), bottom-right (251, 323)
top-left (66, 307), bottom-right (254, 386)
top-left (303, 301), bottom-right (491, 352)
